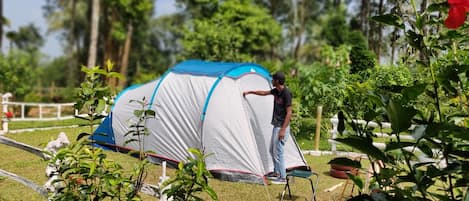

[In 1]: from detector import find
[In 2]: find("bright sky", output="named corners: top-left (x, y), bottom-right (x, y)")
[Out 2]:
top-left (3, 0), bottom-right (176, 59)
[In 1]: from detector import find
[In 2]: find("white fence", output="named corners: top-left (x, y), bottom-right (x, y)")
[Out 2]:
top-left (2, 101), bottom-right (77, 121)
top-left (329, 117), bottom-right (415, 152)
top-left (1, 92), bottom-right (77, 121)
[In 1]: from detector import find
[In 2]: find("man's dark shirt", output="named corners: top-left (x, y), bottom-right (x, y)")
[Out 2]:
top-left (270, 87), bottom-right (292, 127)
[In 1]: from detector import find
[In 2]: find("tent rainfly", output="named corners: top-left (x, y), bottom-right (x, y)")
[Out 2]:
top-left (93, 60), bottom-right (308, 184)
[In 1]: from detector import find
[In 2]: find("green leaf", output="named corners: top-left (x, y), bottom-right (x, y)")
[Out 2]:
top-left (386, 98), bottom-right (417, 133)
top-left (371, 14), bottom-right (404, 28)
top-left (334, 136), bottom-right (389, 163)
top-left (463, 186), bottom-right (469, 201)
top-left (417, 143), bottom-right (434, 157)
top-left (205, 186), bottom-right (218, 200)
top-left (134, 110), bottom-right (144, 117)
top-left (96, 99), bottom-right (106, 114)
top-left (412, 125), bottom-right (426, 141)
top-left (448, 150), bottom-right (469, 158)
top-left (89, 162), bottom-right (96, 176)
top-left (401, 83), bottom-right (426, 101)
top-left (385, 141), bottom-right (415, 151)
top-left (145, 110), bottom-right (156, 117)
top-left (74, 114), bottom-right (91, 121)
top-left (347, 173), bottom-right (364, 190)
top-left (406, 30), bottom-right (424, 50)
top-left (124, 139), bottom-right (138, 144)
top-left (77, 132), bottom-right (91, 141)
top-left (105, 60), bottom-right (114, 72)
top-left (127, 150), bottom-right (140, 156)
top-left (427, 2), bottom-right (448, 12)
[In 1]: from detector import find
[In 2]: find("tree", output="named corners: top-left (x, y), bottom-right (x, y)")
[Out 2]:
top-left (87, 0), bottom-right (100, 68)
top-left (44, 0), bottom-right (89, 87)
top-left (129, 14), bottom-right (185, 84)
top-left (5, 23), bottom-right (44, 67)
top-left (104, 0), bottom-right (153, 88)
top-left (5, 24), bottom-right (44, 53)
top-left (181, 0), bottom-right (281, 62)
top-left (0, 51), bottom-right (36, 99)
top-left (320, 8), bottom-right (349, 47)
top-left (175, 0), bottom-right (220, 19)
top-left (0, 0), bottom-right (3, 51)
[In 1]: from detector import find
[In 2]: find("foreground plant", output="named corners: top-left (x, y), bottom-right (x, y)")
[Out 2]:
top-left (47, 62), bottom-right (150, 200)
top-left (163, 148), bottom-right (218, 201)
top-left (333, 1), bottom-right (469, 200)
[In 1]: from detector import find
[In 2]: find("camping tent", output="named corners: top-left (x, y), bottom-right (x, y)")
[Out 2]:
top-left (93, 60), bottom-right (308, 183)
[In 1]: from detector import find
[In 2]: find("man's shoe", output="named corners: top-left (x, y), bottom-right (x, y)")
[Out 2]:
top-left (265, 172), bottom-right (279, 180)
top-left (271, 178), bottom-right (287, 185)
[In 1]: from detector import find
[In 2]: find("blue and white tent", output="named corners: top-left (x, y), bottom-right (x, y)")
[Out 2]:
top-left (93, 60), bottom-right (307, 183)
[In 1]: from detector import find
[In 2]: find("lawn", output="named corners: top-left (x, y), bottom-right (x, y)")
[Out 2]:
top-left (0, 127), bottom-right (367, 201)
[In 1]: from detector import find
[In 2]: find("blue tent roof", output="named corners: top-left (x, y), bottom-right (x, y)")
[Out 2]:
top-left (170, 60), bottom-right (271, 79)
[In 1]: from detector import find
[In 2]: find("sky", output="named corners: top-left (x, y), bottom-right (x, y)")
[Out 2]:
top-left (3, 0), bottom-right (177, 59)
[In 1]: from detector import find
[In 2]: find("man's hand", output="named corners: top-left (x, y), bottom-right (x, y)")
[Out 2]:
top-left (278, 128), bottom-right (285, 141)
top-left (243, 91), bottom-right (249, 97)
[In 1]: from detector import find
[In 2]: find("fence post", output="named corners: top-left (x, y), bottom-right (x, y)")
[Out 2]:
top-left (330, 116), bottom-right (339, 152)
top-left (39, 104), bottom-right (44, 119)
top-left (314, 106), bottom-right (322, 151)
top-left (1, 93), bottom-right (12, 133)
top-left (57, 105), bottom-right (62, 119)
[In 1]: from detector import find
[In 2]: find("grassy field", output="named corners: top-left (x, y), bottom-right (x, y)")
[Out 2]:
top-left (0, 126), bottom-right (370, 201)
top-left (8, 119), bottom-right (100, 130)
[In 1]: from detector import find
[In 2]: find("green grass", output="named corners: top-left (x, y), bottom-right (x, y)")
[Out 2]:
top-left (0, 127), bottom-right (368, 201)
top-left (8, 119), bottom-right (100, 130)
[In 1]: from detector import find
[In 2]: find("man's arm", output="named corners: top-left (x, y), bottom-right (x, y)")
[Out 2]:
top-left (243, 90), bottom-right (271, 97)
top-left (278, 105), bottom-right (292, 140)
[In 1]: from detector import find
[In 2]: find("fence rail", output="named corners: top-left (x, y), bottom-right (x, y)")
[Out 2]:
top-left (329, 117), bottom-right (415, 152)
top-left (328, 117), bottom-right (444, 166)
top-left (3, 102), bottom-right (77, 121)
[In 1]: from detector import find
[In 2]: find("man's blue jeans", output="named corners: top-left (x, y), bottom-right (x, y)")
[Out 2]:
top-left (271, 126), bottom-right (290, 179)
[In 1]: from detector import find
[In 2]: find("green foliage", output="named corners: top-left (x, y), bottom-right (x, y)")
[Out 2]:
top-left (181, 0), bottom-right (281, 62)
top-left (369, 65), bottom-right (413, 89)
top-left (48, 62), bottom-right (151, 200)
top-left (335, 1), bottom-right (469, 200)
top-left (6, 23), bottom-right (44, 53)
top-left (74, 60), bottom-right (122, 125)
top-left (296, 44), bottom-right (351, 117)
top-left (349, 46), bottom-right (376, 76)
top-left (48, 139), bottom-right (148, 201)
top-left (0, 51), bottom-right (36, 99)
top-left (320, 8), bottom-right (349, 47)
top-left (124, 97), bottom-right (156, 160)
top-left (105, 0), bottom-right (153, 37)
top-left (163, 148), bottom-right (218, 201)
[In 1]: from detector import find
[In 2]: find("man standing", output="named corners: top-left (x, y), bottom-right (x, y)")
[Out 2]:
top-left (243, 71), bottom-right (292, 184)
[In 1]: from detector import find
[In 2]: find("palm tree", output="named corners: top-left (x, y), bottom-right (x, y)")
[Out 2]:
top-left (0, 0), bottom-right (3, 51)
top-left (87, 0), bottom-right (100, 68)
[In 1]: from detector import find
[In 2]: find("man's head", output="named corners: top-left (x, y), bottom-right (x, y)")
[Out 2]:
top-left (272, 71), bottom-right (286, 85)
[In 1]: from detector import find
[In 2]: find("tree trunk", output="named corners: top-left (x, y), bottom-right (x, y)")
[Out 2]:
top-left (67, 0), bottom-right (79, 87)
top-left (0, 0), bottom-right (3, 52)
top-left (376, 0), bottom-right (384, 64)
top-left (118, 23), bottom-right (133, 89)
top-left (293, 0), bottom-right (305, 60)
top-left (390, 29), bottom-right (396, 64)
top-left (360, 0), bottom-right (370, 38)
top-left (87, 0), bottom-right (100, 68)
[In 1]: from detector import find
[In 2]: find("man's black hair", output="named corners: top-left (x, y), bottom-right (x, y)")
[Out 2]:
top-left (272, 71), bottom-right (286, 85)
